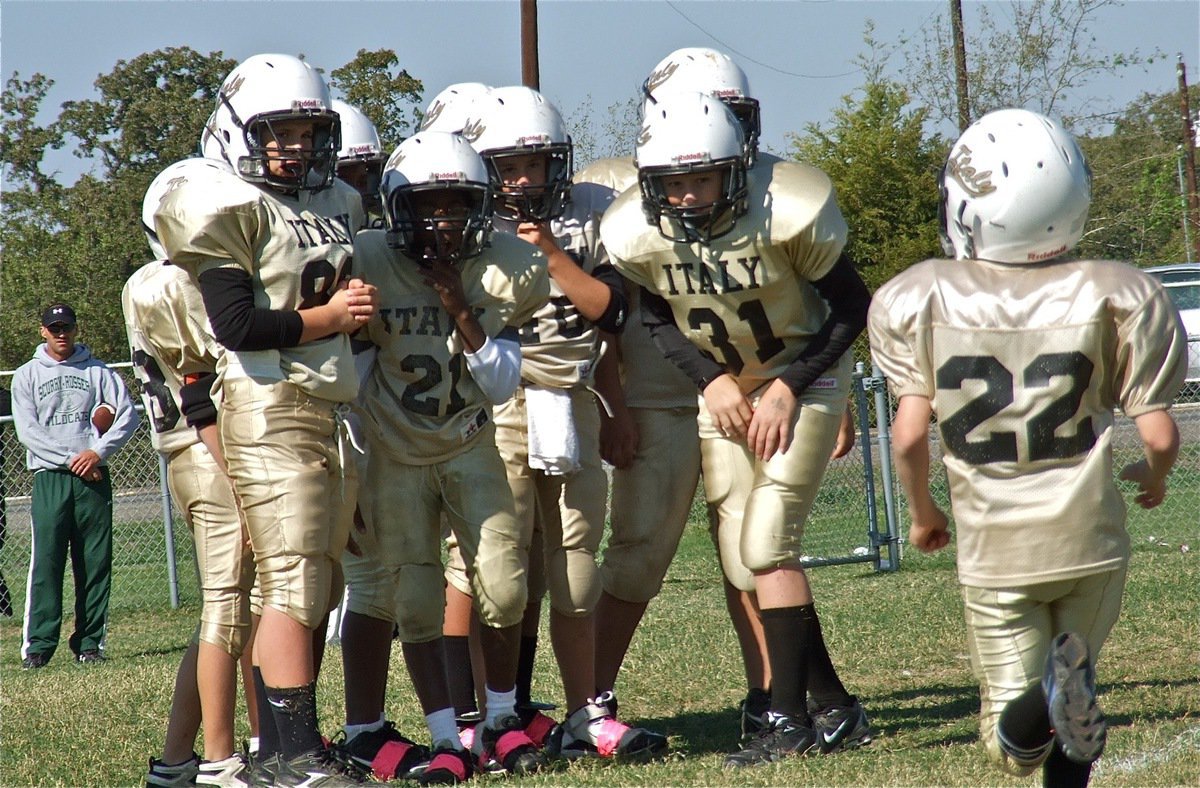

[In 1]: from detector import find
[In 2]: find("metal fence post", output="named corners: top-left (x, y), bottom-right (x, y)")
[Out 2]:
top-left (853, 364), bottom-right (885, 571)
top-left (158, 452), bottom-right (180, 609)
top-left (868, 364), bottom-right (902, 570)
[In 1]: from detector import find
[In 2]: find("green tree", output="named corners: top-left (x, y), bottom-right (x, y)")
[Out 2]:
top-left (1079, 86), bottom-right (1200, 265)
top-left (328, 48), bottom-right (424, 151)
top-left (901, 0), bottom-right (1153, 131)
top-left (789, 80), bottom-right (947, 290)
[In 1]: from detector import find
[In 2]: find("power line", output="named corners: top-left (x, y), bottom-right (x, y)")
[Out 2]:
top-left (664, 1), bottom-right (860, 80)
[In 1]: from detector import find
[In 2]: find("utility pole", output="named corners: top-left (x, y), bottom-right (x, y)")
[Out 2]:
top-left (521, 0), bottom-right (540, 90)
top-left (950, 0), bottom-right (970, 132)
top-left (1179, 55), bottom-right (1200, 262)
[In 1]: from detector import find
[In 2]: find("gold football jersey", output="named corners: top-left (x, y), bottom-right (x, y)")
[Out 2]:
top-left (496, 185), bottom-right (611, 388)
top-left (573, 157), bottom-right (696, 409)
top-left (155, 170), bottom-right (365, 403)
top-left (121, 260), bottom-right (223, 455)
top-left (603, 155), bottom-right (852, 405)
top-left (869, 257), bottom-right (1186, 587)
top-left (354, 230), bottom-right (550, 465)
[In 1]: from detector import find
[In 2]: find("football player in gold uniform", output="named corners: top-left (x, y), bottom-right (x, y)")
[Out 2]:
top-left (603, 92), bottom-right (871, 767)
top-left (156, 54), bottom-right (375, 787)
top-left (465, 86), bottom-right (669, 759)
top-left (869, 108), bottom-right (1185, 788)
top-left (353, 131), bottom-right (550, 783)
top-left (133, 157), bottom-right (258, 787)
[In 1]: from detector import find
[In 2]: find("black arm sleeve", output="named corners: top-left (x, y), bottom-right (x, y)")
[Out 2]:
top-left (589, 263), bottom-right (629, 334)
top-left (180, 373), bottom-right (219, 429)
top-left (197, 268), bottom-right (304, 352)
top-left (640, 287), bottom-right (727, 391)
top-left (777, 254), bottom-right (871, 397)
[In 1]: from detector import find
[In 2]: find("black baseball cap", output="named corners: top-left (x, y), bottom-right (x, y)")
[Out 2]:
top-left (42, 303), bottom-right (77, 327)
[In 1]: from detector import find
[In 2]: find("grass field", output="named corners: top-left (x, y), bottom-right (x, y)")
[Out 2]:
top-left (2, 469), bottom-right (1198, 786)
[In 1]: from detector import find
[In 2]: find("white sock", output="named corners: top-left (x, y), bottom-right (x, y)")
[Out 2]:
top-left (345, 713), bottom-right (385, 741)
top-left (426, 707), bottom-right (461, 749)
top-left (247, 737), bottom-right (260, 757)
top-left (484, 686), bottom-right (517, 726)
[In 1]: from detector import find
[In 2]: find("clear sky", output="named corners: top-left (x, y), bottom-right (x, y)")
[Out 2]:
top-left (3, 0), bottom-right (1198, 182)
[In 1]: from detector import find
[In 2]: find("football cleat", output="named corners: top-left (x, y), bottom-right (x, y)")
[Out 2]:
top-left (77, 649), bottom-right (106, 664)
top-left (416, 744), bottom-right (473, 785)
top-left (472, 714), bottom-right (544, 775)
top-left (272, 747), bottom-right (365, 787)
top-left (146, 753), bottom-right (200, 787)
top-left (195, 753), bottom-right (250, 787)
top-left (558, 692), bottom-right (668, 760)
top-left (518, 707), bottom-right (558, 749)
top-left (1043, 632), bottom-right (1107, 764)
top-left (338, 721), bottom-right (429, 780)
top-left (724, 713), bottom-right (818, 768)
top-left (811, 697), bottom-right (873, 753)
top-left (740, 688), bottom-right (771, 740)
top-left (22, 653), bottom-right (49, 670)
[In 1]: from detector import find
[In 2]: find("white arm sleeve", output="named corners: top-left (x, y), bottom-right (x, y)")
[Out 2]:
top-left (465, 334), bottom-right (522, 404)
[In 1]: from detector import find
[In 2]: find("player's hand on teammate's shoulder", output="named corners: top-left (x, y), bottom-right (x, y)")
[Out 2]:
top-left (1119, 459), bottom-right (1168, 510)
top-left (703, 374), bottom-right (753, 442)
top-left (747, 379), bottom-right (797, 462)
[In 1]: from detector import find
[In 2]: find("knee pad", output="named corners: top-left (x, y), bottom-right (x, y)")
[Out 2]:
top-left (199, 585), bottom-right (254, 657)
top-left (258, 554), bottom-right (336, 630)
top-left (471, 550), bottom-right (527, 630)
top-left (392, 563), bottom-right (447, 643)
top-left (545, 545), bottom-right (601, 615)
top-left (600, 549), bottom-right (673, 604)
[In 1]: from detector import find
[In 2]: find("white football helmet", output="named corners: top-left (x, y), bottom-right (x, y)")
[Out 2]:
top-left (381, 131), bottom-right (493, 264)
top-left (940, 108), bottom-right (1091, 264)
top-left (636, 92), bottom-right (748, 245)
top-left (418, 82), bottom-right (493, 134)
top-left (332, 99), bottom-right (386, 211)
top-left (642, 47), bottom-right (760, 167)
top-left (142, 156), bottom-right (234, 259)
top-left (205, 53), bottom-right (340, 192)
top-left (464, 85), bottom-right (573, 222)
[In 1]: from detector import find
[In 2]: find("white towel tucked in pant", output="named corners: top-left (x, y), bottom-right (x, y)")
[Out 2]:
top-left (525, 385), bottom-right (580, 475)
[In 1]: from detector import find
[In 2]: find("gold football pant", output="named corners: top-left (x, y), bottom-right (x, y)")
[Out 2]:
top-left (220, 378), bottom-right (354, 630)
top-left (362, 431), bottom-right (528, 643)
top-left (700, 401), bottom-right (842, 592)
top-left (963, 566), bottom-right (1126, 776)
top-left (167, 441), bottom-right (254, 657)
top-left (493, 387), bottom-right (606, 616)
top-left (601, 406), bottom-right (700, 603)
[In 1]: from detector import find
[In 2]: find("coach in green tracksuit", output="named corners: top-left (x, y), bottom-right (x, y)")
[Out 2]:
top-left (12, 303), bottom-right (139, 668)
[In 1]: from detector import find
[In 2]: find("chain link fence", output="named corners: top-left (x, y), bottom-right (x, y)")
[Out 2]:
top-left (2, 361), bottom-right (1195, 620)
top-left (0, 364), bottom-right (199, 618)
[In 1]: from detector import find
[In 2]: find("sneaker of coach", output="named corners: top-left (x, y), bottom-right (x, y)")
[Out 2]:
top-left (811, 697), bottom-right (873, 753)
top-left (22, 653), bottom-right (50, 670)
top-left (195, 753), bottom-right (251, 787)
top-left (1043, 631), bottom-right (1107, 764)
top-left (724, 713), bottom-right (818, 768)
top-left (77, 649), bottom-right (107, 664)
top-left (146, 752), bottom-right (200, 787)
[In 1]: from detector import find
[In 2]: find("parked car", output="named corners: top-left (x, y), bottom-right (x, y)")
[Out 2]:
top-left (1146, 263), bottom-right (1200, 382)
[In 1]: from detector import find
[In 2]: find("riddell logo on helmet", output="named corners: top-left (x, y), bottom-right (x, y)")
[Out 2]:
top-left (644, 62), bottom-right (680, 95)
top-left (348, 144), bottom-right (377, 156)
top-left (517, 134), bottom-right (550, 146)
top-left (673, 152), bottom-right (706, 163)
top-left (1027, 245), bottom-right (1068, 262)
top-left (947, 145), bottom-right (996, 197)
top-left (434, 171), bottom-right (466, 182)
top-left (291, 99), bottom-right (322, 110)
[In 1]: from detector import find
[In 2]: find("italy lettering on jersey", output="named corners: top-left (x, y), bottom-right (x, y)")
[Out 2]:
top-left (603, 155), bottom-right (852, 403)
top-left (495, 182), bottom-right (611, 388)
top-left (869, 257), bottom-right (1186, 588)
top-left (155, 170), bottom-right (365, 402)
top-left (574, 156), bottom-right (696, 409)
top-left (354, 230), bottom-right (549, 465)
top-left (121, 260), bottom-right (223, 455)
